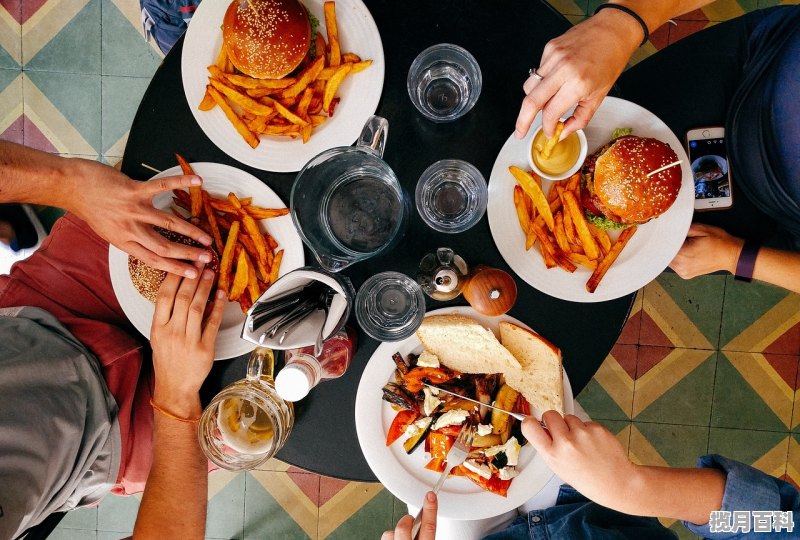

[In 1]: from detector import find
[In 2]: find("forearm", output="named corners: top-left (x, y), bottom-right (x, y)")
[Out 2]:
top-left (752, 247), bottom-right (800, 294)
top-left (611, 1), bottom-right (714, 33)
top-left (133, 392), bottom-right (207, 540)
top-left (0, 141), bottom-right (88, 210)
top-left (615, 465), bottom-right (725, 525)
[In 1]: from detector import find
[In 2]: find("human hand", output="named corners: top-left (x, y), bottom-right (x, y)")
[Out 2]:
top-left (150, 267), bottom-right (226, 417)
top-left (523, 411), bottom-right (637, 510)
top-left (514, 10), bottom-right (642, 140)
top-left (382, 492), bottom-right (437, 540)
top-left (67, 158), bottom-right (214, 278)
top-left (669, 223), bottom-right (744, 279)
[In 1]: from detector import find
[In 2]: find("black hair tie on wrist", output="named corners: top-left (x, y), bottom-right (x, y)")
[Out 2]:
top-left (734, 239), bottom-right (760, 283)
top-left (594, 4), bottom-right (650, 47)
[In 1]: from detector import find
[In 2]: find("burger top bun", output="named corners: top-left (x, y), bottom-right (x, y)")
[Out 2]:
top-left (223, 0), bottom-right (311, 80)
top-left (593, 136), bottom-right (681, 225)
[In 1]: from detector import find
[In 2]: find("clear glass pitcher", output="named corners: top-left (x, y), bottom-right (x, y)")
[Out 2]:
top-left (198, 348), bottom-right (294, 471)
top-left (290, 116), bottom-right (410, 272)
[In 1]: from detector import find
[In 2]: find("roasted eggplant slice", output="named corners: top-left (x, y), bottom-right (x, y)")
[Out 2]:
top-left (403, 417), bottom-right (432, 454)
top-left (392, 352), bottom-right (410, 376)
top-left (381, 382), bottom-right (415, 410)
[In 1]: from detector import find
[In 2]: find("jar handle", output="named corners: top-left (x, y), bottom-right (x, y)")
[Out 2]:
top-left (356, 115), bottom-right (389, 157)
top-left (246, 347), bottom-right (275, 383)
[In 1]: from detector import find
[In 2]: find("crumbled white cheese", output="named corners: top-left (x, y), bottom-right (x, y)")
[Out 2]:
top-left (463, 459), bottom-right (492, 479)
top-left (432, 409), bottom-right (470, 431)
top-left (404, 418), bottom-right (431, 438)
top-left (484, 437), bottom-right (521, 466)
top-left (497, 466), bottom-right (519, 481)
top-left (476, 424), bottom-right (493, 436)
top-left (416, 350), bottom-right (440, 368)
top-left (423, 387), bottom-right (443, 416)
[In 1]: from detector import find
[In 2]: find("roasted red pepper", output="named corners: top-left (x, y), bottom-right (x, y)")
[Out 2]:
top-left (386, 410), bottom-right (419, 446)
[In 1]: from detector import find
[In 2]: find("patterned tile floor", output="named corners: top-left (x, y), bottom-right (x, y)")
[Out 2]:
top-left (1, 0), bottom-right (798, 539)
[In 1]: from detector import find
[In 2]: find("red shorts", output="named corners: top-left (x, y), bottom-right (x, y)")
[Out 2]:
top-left (0, 213), bottom-right (153, 495)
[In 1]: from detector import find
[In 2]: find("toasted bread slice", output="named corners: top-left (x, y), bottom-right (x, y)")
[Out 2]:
top-left (499, 321), bottom-right (564, 414)
top-left (416, 314), bottom-right (522, 371)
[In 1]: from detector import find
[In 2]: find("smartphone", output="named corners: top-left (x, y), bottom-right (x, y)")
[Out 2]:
top-left (686, 127), bottom-right (733, 211)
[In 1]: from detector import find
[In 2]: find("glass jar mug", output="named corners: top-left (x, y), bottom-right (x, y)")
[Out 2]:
top-left (198, 348), bottom-right (294, 471)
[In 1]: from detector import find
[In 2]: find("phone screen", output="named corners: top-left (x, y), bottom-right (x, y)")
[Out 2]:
top-left (688, 137), bottom-right (731, 200)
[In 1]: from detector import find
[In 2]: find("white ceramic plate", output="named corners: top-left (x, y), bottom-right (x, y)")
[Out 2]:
top-left (182, 0), bottom-right (385, 172)
top-left (355, 306), bottom-right (574, 520)
top-left (487, 97), bottom-right (694, 303)
top-left (108, 163), bottom-right (305, 360)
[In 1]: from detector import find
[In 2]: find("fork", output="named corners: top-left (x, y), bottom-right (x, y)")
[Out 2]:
top-left (410, 423), bottom-right (475, 539)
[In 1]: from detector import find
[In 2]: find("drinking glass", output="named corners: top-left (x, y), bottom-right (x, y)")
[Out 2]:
top-left (415, 159), bottom-right (487, 233)
top-left (355, 272), bottom-right (426, 342)
top-left (198, 348), bottom-right (294, 470)
top-left (291, 116), bottom-right (409, 272)
top-left (407, 44), bottom-right (482, 122)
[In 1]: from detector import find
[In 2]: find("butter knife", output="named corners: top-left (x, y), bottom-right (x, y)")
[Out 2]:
top-left (422, 382), bottom-right (530, 422)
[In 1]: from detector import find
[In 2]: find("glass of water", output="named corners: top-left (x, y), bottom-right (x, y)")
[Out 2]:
top-left (355, 272), bottom-right (426, 342)
top-left (407, 43), bottom-right (482, 123)
top-left (415, 159), bottom-right (488, 233)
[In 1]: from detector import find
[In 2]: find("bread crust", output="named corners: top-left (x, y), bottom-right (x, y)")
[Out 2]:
top-left (222, 0), bottom-right (311, 79)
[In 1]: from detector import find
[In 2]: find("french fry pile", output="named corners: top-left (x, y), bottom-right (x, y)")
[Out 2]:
top-left (509, 166), bottom-right (637, 293)
top-left (174, 154), bottom-right (287, 312)
top-left (198, 1), bottom-right (372, 149)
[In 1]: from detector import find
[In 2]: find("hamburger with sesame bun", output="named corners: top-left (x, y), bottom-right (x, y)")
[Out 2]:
top-left (580, 135), bottom-right (682, 230)
top-left (222, 0), bottom-right (313, 80)
top-left (128, 229), bottom-right (220, 303)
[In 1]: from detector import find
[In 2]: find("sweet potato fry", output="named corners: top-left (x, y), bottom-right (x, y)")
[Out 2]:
top-left (264, 233), bottom-right (279, 251)
top-left (209, 78), bottom-right (274, 116)
top-left (218, 221), bottom-right (240, 294)
top-left (513, 185), bottom-right (530, 237)
top-left (315, 33), bottom-right (327, 59)
top-left (229, 249), bottom-right (249, 301)
top-left (273, 101), bottom-right (309, 126)
top-left (281, 55), bottom-right (325, 99)
top-left (238, 235), bottom-right (269, 282)
top-left (588, 222), bottom-right (612, 254)
top-left (224, 73), bottom-right (295, 90)
top-left (324, 2), bottom-right (341, 66)
top-left (566, 252), bottom-right (598, 270)
top-left (214, 48), bottom-right (228, 70)
top-left (207, 86), bottom-right (259, 149)
top-left (587, 226), bottom-right (637, 293)
top-left (509, 166), bottom-right (554, 231)
top-left (175, 154), bottom-right (202, 218)
top-left (201, 191), bottom-right (224, 254)
top-left (540, 121), bottom-right (565, 160)
top-left (533, 222), bottom-right (576, 273)
top-left (562, 190), bottom-right (600, 260)
top-left (228, 193), bottom-right (268, 265)
top-left (323, 64), bottom-right (351, 113)
top-left (198, 88), bottom-right (216, 111)
top-left (268, 249), bottom-right (284, 284)
top-left (297, 87), bottom-right (314, 119)
top-left (553, 212), bottom-right (571, 253)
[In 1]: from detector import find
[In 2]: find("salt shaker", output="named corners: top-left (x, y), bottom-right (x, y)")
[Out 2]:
top-left (274, 327), bottom-right (357, 402)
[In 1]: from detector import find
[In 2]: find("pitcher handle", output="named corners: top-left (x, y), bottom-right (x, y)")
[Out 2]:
top-left (246, 347), bottom-right (275, 383)
top-left (357, 115), bottom-right (388, 157)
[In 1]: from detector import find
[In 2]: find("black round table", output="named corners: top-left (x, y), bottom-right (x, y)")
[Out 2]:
top-left (122, 0), bottom-right (634, 482)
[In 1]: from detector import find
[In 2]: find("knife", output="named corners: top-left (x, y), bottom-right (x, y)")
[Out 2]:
top-left (423, 382), bottom-right (536, 423)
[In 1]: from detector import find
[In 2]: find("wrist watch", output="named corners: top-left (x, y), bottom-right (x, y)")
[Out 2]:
top-left (734, 239), bottom-right (760, 282)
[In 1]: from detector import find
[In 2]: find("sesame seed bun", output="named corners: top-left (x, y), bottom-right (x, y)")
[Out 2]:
top-left (222, 0), bottom-right (311, 80)
top-left (591, 136), bottom-right (681, 225)
top-left (128, 229), bottom-right (220, 303)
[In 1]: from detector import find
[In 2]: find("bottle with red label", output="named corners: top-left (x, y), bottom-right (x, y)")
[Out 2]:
top-left (275, 327), bottom-right (357, 402)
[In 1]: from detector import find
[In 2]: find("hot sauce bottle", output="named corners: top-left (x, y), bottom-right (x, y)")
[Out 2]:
top-left (275, 327), bottom-right (357, 402)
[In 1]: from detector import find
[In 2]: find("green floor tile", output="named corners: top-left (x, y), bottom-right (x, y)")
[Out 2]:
top-left (101, 3), bottom-right (162, 78)
top-left (633, 423), bottom-right (709, 468)
top-left (633, 351), bottom-right (716, 426)
top-left (207, 472), bottom-right (246, 540)
top-left (325, 488), bottom-right (395, 540)
top-left (23, 0), bottom-right (100, 74)
top-left (243, 473), bottom-right (312, 540)
top-left (101, 75), bottom-right (150, 155)
top-left (24, 71), bottom-right (101, 154)
top-left (649, 273), bottom-right (726, 349)
top-left (392, 494), bottom-right (409, 527)
top-left (0, 42), bottom-right (19, 69)
top-left (97, 533), bottom-right (128, 540)
top-left (711, 352), bottom-right (792, 431)
top-left (708, 428), bottom-right (789, 473)
top-left (720, 277), bottom-right (792, 348)
top-left (97, 494), bottom-right (139, 533)
top-left (56, 506), bottom-right (98, 530)
top-left (669, 521), bottom-right (700, 540)
top-left (0, 66), bottom-right (20, 91)
top-left (578, 378), bottom-right (632, 421)
top-left (49, 529), bottom-right (98, 540)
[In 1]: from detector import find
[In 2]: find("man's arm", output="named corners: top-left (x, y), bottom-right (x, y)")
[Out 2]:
top-left (132, 268), bottom-right (225, 539)
top-left (0, 141), bottom-right (213, 276)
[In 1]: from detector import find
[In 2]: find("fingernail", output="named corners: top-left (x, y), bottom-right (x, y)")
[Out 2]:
top-left (216, 290), bottom-right (226, 300)
top-left (426, 491), bottom-right (436, 502)
top-left (199, 235), bottom-right (213, 246)
top-left (202, 269), bottom-right (213, 280)
top-left (184, 268), bottom-right (198, 279)
top-left (199, 252), bottom-right (212, 263)
top-left (190, 176), bottom-right (202, 185)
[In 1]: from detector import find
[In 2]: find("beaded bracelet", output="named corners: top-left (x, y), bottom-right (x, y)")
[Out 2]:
top-left (149, 398), bottom-right (201, 423)
top-left (594, 4), bottom-right (650, 47)
top-left (734, 239), bottom-right (760, 283)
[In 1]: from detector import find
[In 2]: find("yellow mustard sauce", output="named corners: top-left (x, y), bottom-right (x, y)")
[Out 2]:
top-left (532, 131), bottom-right (581, 176)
